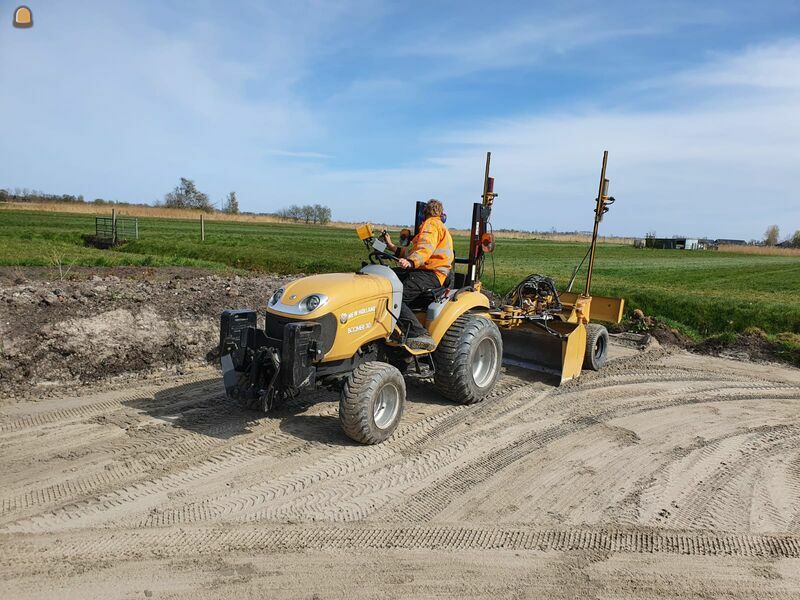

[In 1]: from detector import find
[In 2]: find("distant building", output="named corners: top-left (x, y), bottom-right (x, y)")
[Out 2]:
top-left (698, 238), bottom-right (718, 250)
top-left (647, 237), bottom-right (700, 250)
top-left (715, 238), bottom-right (747, 246)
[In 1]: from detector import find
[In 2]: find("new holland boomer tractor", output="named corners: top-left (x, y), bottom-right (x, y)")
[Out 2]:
top-left (219, 152), bottom-right (624, 444)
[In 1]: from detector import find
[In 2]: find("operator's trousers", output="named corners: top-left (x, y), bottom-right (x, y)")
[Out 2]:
top-left (394, 269), bottom-right (440, 338)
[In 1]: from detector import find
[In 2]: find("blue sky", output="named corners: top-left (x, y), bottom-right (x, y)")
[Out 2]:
top-left (2, 1), bottom-right (799, 239)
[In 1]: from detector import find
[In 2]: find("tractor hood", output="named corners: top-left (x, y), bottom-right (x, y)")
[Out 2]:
top-left (267, 271), bottom-right (394, 319)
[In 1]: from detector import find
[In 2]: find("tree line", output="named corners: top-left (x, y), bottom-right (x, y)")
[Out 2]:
top-left (276, 204), bottom-right (332, 224)
top-left (158, 178), bottom-right (240, 214)
top-left (764, 225), bottom-right (800, 248)
top-left (2, 178), bottom-right (332, 224)
top-left (1, 188), bottom-right (91, 204)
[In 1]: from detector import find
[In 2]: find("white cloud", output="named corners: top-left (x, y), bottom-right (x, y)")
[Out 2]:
top-left (0, 1), bottom-right (346, 201)
top-left (267, 150), bottom-right (333, 159)
top-left (389, 4), bottom-right (726, 79)
top-left (0, 3), bottom-right (797, 240)
top-left (663, 39), bottom-right (800, 91)
top-left (295, 39), bottom-right (800, 239)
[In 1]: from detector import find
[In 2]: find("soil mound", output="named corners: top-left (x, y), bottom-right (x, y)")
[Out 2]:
top-left (0, 267), bottom-right (288, 398)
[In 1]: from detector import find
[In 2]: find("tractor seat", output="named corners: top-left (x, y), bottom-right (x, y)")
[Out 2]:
top-left (407, 270), bottom-right (459, 327)
top-left (408, 270), bottom-right (453, 309)
top-left (429, 270), bottom-right (454, 302)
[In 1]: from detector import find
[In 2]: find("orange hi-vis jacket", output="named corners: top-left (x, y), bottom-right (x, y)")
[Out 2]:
top-left (397, 216), bottom-right (454, 284)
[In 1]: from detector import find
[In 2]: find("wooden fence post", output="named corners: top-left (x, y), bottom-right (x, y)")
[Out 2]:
top-left (111, 208), bottom-right (117, 245)
top-left (134, 218), bottom-right (139, 240)
top-left (201, 214), bottom-right (205, 241)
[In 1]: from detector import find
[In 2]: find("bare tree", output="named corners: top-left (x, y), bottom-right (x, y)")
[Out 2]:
top-left (164, 178), bottom-right (213, 212)
top-left (764, 224), bottom-right (780, 246)
top-left (314, 204), bottom-right (332, 225)
top-left (223, 191), bottom-right (239, 214)
top-left (277, 203), bottom-right (331, 224)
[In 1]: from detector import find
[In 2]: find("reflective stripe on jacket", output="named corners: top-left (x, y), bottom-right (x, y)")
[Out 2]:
top-left (398, 216), bottom-right (454, 284)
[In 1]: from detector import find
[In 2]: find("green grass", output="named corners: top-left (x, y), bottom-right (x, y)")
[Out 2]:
top-left (1, 209), bottom-right (798, 337)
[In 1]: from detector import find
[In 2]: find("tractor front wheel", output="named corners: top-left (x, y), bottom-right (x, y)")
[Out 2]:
top-left (339, 362), bottom-right (406, 444)
top-left (433, 314), bottom-right (502, 404)
top-left (583, 323), bottom-right (609, 370)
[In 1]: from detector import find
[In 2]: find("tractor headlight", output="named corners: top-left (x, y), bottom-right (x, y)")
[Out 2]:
top-left (302, 294), bottom-right (325, 312)
top-left (269, 288), bottom-right (284, 306)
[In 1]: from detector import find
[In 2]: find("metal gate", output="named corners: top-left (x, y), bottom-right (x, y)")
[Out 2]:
top-left (94, 216), bottom-right (138, 245)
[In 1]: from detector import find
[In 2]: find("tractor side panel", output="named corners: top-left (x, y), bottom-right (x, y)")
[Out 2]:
top-left (426, 291), bottom-right (490, 344)
top-left (326, 295), bottom-right (394, 361)
top-left (268, 272), bottom-right (395, 362)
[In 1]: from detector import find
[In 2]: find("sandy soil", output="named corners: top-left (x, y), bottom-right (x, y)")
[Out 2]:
top-left (1, 336), bottom-right (799, 599)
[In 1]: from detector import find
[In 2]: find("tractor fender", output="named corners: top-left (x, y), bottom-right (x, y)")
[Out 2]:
top-left (426, 290), bottom-right (490, 344)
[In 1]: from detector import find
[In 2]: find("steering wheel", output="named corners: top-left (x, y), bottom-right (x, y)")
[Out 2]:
top-left (368, 249), bottom-right (400, 266)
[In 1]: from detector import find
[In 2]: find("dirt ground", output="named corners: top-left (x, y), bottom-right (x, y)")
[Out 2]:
top-left (1, 268), bottom-right (799, 598)
top-left (0, 267), bottom-right (289, 399)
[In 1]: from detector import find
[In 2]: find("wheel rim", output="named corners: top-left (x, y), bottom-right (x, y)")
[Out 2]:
top-left (472, 337), bottom-right (499, 388)
top-left (594, 334), bottom-right (606, 360)
top-left (373, 382), bottom-right (400, 429)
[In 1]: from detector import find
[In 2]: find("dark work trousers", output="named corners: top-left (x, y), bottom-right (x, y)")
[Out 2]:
top-left (394, 268), bottom-right (441, 337)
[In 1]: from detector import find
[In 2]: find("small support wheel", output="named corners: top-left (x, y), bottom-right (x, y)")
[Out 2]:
top-left (339, 362), bottom-right (406, 444)
top-left (584, 323), bottom-right (609, 370)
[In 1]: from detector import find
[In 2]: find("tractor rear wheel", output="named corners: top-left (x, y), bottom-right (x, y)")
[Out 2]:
top-left (584, 323), bottom-right (609, 370)
top-left (433, 314), bottom-right (502, 404)
top-left (339, 362), bottom-right (406, 444)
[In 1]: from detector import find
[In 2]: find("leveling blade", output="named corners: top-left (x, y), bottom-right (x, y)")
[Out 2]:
top-left (500, 321), bottom-right (587, 385)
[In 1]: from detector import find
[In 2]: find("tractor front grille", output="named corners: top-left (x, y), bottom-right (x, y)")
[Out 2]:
top-left (265, 312), bottom-right (336, 356)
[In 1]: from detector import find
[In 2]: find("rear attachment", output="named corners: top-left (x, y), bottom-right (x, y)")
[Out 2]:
top-left (490, 274), bottom-right (588, 385)
top-left (500, 321), bottom-right (587, 385)
top-left (487, 151), bottom-right (623, 385)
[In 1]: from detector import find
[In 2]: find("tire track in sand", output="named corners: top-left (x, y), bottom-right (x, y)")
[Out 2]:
top-left (380, 382), bottom-right (800, 523)
top-left (0, 375), bottom-right (219, 434)
top-left (1, 524), bottom-right (798, 561)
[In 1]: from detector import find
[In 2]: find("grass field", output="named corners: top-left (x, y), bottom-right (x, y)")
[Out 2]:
top-left (0, 201), bottom-right (634, 244)
top-left (1, 209), bottom-right (798, 340)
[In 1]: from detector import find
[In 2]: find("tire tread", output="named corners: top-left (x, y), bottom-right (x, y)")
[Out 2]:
top-left (433, 314), bottom-right (502, 405)
top-left (340, 362), bottom-right (405, 444)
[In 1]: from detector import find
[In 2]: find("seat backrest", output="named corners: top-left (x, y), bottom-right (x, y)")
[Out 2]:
top-left (443, 269), bottom-right (454, 289)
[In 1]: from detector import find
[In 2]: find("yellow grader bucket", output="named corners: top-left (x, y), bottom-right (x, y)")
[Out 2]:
top-left (500, 321), bottom-right (587, 385)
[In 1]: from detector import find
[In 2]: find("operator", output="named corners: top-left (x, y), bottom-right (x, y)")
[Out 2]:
top-left (383, 199), bottom-right (454, 351)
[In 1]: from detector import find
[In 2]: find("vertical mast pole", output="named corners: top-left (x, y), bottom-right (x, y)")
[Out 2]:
top-left (482, 152), bottom-right (491, 206)
top-left (584, 151), bottom-right (608, 297)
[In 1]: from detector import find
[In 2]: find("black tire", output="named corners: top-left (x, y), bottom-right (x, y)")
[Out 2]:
top-left (584, 323), bottom-right (609, 370)
top-left (339, 362), bottom-right (406, 444)
top-left (433, 314), bottom-right (503, 404)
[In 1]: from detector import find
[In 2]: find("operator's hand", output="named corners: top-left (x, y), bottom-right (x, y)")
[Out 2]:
top-left (398, 258), bottom-right (412, 269)
top-left (383, 232), bottom-right (396, 252)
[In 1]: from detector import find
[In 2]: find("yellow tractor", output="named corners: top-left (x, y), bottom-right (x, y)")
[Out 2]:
top-left (219, 152), bottom-right (623, 444)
